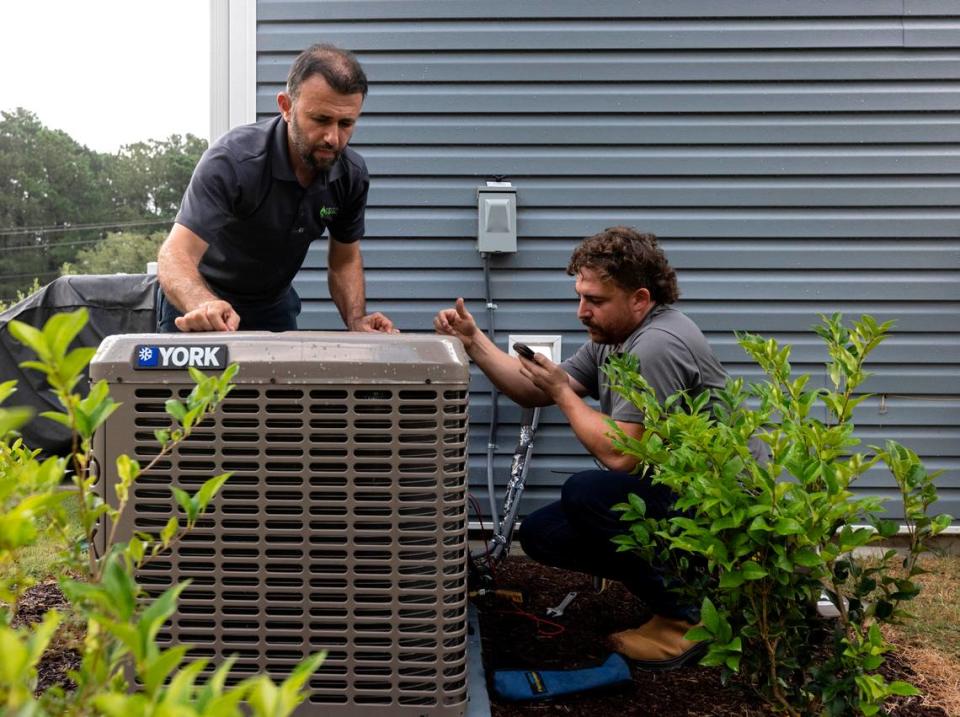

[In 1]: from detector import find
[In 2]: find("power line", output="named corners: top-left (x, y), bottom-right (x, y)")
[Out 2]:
top-left (0, 218), bottom-right (174, 239)
top-left (0, 236), bottom-right (153, 254)
top-left (0, 269), bottom-right (61, 281)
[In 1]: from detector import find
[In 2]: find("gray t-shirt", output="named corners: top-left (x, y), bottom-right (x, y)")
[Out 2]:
top-left (562, 303), bottom-right (768, 465)
top-left (561, 304), bottom-right (728, 424)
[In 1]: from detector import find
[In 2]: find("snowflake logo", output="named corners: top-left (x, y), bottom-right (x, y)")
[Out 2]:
top-left (138, 347), bottom-right (154, 362)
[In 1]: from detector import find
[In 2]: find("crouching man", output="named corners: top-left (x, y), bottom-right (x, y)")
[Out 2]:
top-left (434, 226), bottom-right (765, 669)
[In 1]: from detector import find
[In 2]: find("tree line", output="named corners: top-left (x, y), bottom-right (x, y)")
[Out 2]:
top-left (0, 107), bottom-right (207, 304)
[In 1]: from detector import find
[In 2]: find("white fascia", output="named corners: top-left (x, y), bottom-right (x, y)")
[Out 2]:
top-left (209, 0), bottom-right (257, 145)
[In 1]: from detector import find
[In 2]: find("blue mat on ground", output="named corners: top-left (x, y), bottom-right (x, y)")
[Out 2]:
top-left (492, 653), bottom-right (632, 702)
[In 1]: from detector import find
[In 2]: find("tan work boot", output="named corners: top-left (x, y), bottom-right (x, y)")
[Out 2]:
top-left (607, 614), bottom-right (707, 670)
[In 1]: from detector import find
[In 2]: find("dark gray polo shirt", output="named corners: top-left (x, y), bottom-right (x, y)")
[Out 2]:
top-left (175, 115), bottom-right (369, 307)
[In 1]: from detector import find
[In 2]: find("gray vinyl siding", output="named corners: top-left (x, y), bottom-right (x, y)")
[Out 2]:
top-left (256, 1), bottom-right (960, 521)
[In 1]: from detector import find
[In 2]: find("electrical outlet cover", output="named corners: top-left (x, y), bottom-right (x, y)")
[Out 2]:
top-left (507, 334), bottom-right (562, 362)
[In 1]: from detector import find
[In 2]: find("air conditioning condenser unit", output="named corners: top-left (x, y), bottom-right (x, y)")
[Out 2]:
top-left (91, 332), bottom-right (471, 716)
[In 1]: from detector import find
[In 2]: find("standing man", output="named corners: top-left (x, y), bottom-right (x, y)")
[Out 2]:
top-left (157, 43), bottom-right (394, 333)
top-left (434, 226), bottom-right (765, 669)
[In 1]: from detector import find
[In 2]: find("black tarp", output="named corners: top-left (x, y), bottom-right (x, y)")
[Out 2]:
top-left (0, 274), bottom-right (157, 455)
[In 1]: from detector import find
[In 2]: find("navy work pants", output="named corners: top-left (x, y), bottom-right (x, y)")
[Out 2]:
top-left (518, 468), bottom-right (697, 620)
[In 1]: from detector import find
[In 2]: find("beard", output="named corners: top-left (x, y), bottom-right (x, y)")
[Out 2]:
top-left (582, 320), bottom-right (628, 345)
top-left (583, 322), bottom-right (612, 344)
top-left (289, 115), bottom-right (340, 171)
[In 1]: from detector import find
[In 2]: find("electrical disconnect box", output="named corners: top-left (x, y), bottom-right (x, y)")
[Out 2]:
top-left (476, 181), bottom-right (517, 254)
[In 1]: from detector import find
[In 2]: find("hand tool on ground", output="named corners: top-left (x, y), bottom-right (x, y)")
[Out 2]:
top-left (467, 587), bottom-right (526, 606)
top-left (545, 591), bottom-right (577, 618)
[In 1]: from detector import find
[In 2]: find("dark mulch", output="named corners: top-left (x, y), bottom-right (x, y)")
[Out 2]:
top-left (12, 566), bottom-right (948, 715)
top-left (13, 581), bottom-right (81, 694)
top-left (475, 557), bottom-right (948, 717)
top-left (12, 581), bottom-right (69, 627)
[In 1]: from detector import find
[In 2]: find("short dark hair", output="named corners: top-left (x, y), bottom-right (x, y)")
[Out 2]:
top-left (567, 226), bottom-right (680, 304)
top-left (287, 43), bottom-right (368, 99)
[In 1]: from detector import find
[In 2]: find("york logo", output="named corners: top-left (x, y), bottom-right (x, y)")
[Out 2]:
top-left (134, 344), bottom-right (228, 370)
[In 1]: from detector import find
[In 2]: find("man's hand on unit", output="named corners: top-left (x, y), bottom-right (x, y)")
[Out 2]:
top-left (351, 312), bottom-right (398, 333)
top-left (174, 300), bottom-right (241, 332)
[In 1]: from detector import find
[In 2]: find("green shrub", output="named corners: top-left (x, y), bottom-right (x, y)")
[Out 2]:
top-left (606, 314), bottom-right (951, 717)
top-left (0, 308), bottom-right (324, 715)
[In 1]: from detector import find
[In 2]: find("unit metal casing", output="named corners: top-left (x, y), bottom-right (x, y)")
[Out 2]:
top-left (91, 332), bottom-right (470, 716)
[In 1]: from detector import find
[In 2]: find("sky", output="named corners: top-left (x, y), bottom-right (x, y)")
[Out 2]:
top-left (1, 1), bottom-right (210, 153)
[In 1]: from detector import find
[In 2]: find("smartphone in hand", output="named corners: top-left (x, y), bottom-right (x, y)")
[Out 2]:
top-left (512, 342), bottom-right (536, 360)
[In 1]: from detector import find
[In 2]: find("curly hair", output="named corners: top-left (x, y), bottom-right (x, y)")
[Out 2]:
top-left (287, 43), bottom-right (368, 100)
top-left (566, 226), bottom-right (680, 304)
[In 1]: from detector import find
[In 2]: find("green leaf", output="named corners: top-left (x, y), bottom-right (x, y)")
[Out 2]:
top-left (684, 626), bottom-right (713, 643)
top-left (0, 378), bottom-right (18, 403)
top-left (700, 597), bottom-right (720, 634)
top-left (171, 486), bottom-right (192, 518)
top-left (0, 406), bottom-right (34, 436)
top-left (92, 693), bottom-right (143, 716)
top-left (45, 308), bottom-right (87, 358)
top-left (196, 655), bottom-right (239, 711)
top-left (719, 570), bottom-right (745, 589)
top-left (773, 518), bottom-right (804, 536)
top-left (161, 517), bottom-right (179, 547)
top-left (8, 320), bottom-right (46, 357)
top-left (876, 520), bottom-right (899, 539)
top-left (138, 581), bottom-right (190, 658)
top-left (182, 405), bottom-right (203, 431)
top-left (887, 680), bottom-right (921, 697)
top-left (741, 561), bottom-right (769, 580)
top-left (165, 399), bottom-right (187, 422)
top-left (101, 554), bottom-right (138, 621)
top-left (38, 410), bottom-right (72, 429)
top-left (142, 644), bottom-right (190, 696)
top-left (188, 365), bottom-right (207, 385)
top-left (194, 472), bottom-right (231, 511)
top-left (627, 493), bottom-right (647, 516)
top-left (61, 345), bottom-right (97, 379)
top-left (115, 454), bottom-right (141, 491)
top-left (18, 359), bottom-right (52, 376)
top-left (874, 600), bottom-right (894, 620)
top-left (164, 657), bottom-right (208, 703)
top-left (127, 535), bottom-right (146, 565)
top-left (277, 651), bottom-right (327, 713)
top-left (932, 514), bottom-right (953, 534)
top-left (793, 548), bottom-right (823, 568)
top-left (83, 394), bottom-right (120, 435)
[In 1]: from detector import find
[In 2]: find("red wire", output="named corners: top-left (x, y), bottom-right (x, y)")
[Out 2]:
top-left (499, 604), bottom-right (566, 638)
top-left (468, 494), bottom-right (565, 637)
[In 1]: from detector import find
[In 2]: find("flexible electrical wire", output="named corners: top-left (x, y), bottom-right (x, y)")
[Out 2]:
top-left (481, 251), bottom-right (501, 535)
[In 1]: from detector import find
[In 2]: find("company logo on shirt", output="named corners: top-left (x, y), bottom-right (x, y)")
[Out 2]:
top-left (318, 206), bottom-right (338, 218)
top-left (134, 344), bottom-right (228, 370)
